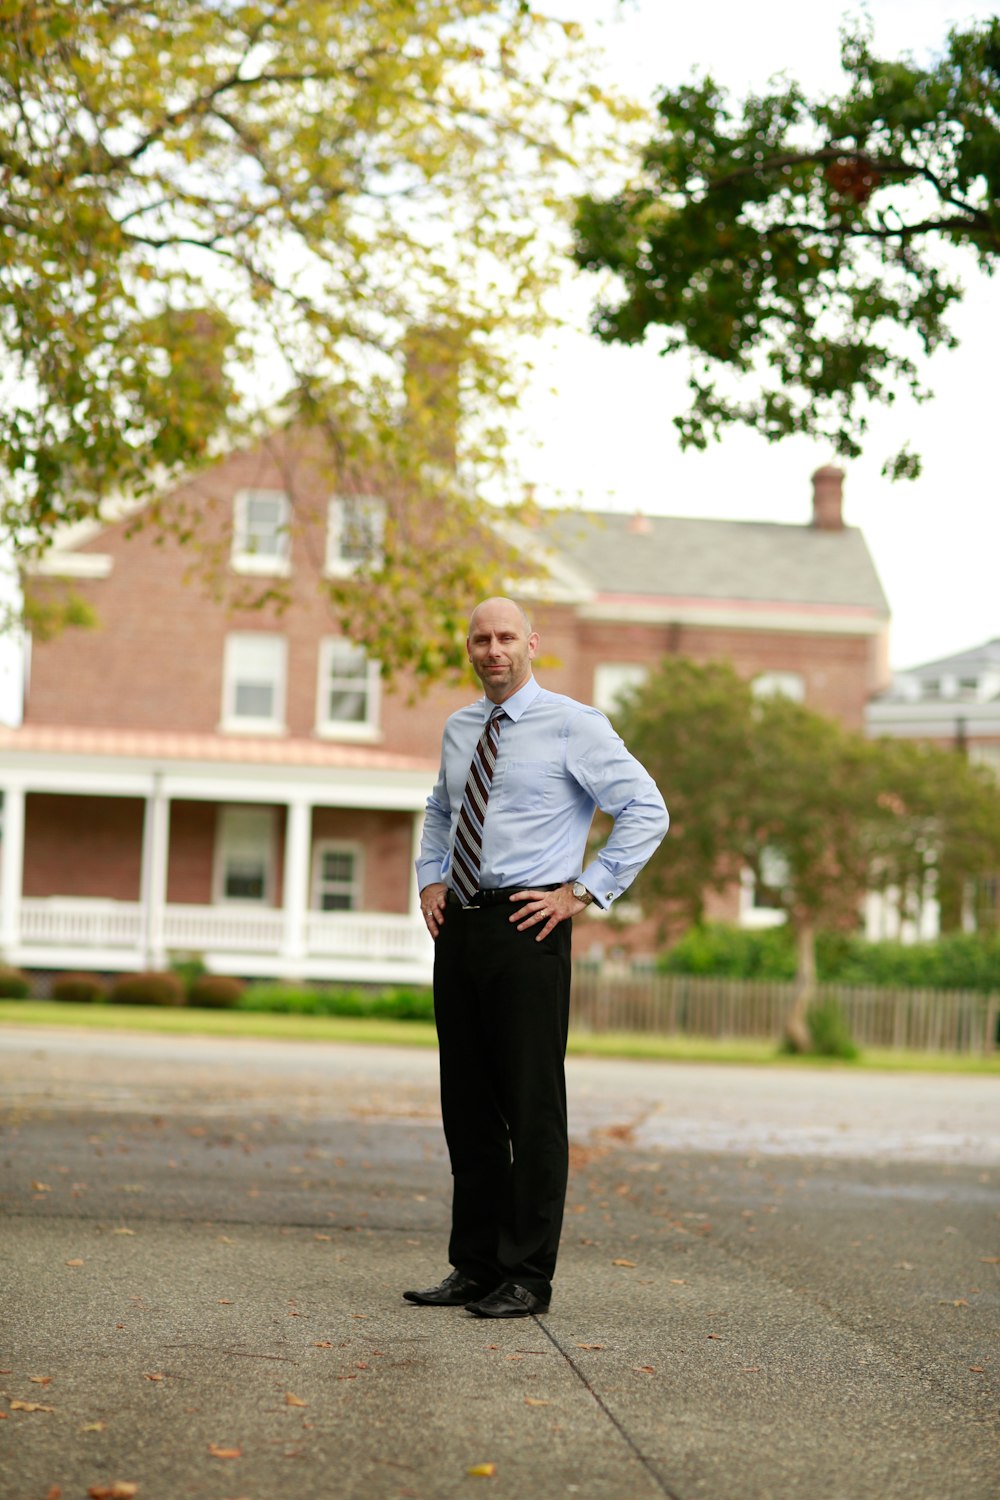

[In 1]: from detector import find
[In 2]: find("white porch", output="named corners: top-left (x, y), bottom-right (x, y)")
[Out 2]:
top-left (0, 725), bottom-right (437, 985)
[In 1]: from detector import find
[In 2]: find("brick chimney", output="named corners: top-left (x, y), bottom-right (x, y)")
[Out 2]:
top-left (811, 465), bottom-right (845, 530)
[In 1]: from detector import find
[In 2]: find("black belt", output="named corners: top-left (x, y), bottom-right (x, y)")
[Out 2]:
top-left (446, 883), bottom-right (561, 909)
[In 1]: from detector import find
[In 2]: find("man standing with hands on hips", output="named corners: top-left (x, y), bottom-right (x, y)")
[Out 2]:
top-left (405, 597), bottom-right (668, 1318)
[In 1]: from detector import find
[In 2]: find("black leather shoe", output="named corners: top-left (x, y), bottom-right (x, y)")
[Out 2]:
top-left (402, 1270), bottom-right (490, 1306)
top-left (465, 1282), bottom-right (550, 1318)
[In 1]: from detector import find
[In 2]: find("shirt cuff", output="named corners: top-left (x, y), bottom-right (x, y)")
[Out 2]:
top-left (579, 861), bottom-right (619, 911)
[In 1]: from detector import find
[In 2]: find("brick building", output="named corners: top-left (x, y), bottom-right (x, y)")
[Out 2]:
top-left (0, 437), bottom-right (889, 983)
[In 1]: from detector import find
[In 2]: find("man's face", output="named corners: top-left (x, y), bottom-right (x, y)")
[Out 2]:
top-left (467, 601), bottom-right (538, 703)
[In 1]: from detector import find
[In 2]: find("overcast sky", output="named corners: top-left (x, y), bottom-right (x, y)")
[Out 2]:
top-left (506, 0), bottom-right (999, 673)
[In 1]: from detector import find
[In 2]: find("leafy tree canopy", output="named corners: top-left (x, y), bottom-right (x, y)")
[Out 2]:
top-left (614, 655), bottom-right (1000, 1049)
top-left (1, 0), bottom-right (624, 671)
top-left (573, 18), bottom-right (1000, 478)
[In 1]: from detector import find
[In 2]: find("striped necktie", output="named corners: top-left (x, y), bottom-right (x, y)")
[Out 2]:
top-left (451, 705), bottom-right (505, 906)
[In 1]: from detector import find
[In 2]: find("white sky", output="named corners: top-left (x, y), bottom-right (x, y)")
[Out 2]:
top-left (507, 0), bottom-right (999, 672)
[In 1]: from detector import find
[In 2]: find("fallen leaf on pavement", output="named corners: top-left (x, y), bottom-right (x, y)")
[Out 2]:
top-left (312, 1341), bottom-right (333, 1348)
top-left (65, 1259), bottom-right (85, 1268)
top-left (979, 1257), bottom-right (1000, 1265)
top-left (87, 1484), bottom-right (138, 1499)
top-left (467, 1464), bottom-right (497, 1477)
top-left (29, 1376), bottom-right (53, 1385)
top-left (143, 1374), bottom-right (165, 1382)
top-left (524, 1398), bottom-right (549, 1406)
top-left (111, 1228), bottom-right (136, 1236)
top-left (10, 1400), bottom-right (55, 1412)
top-left (32, 1181), bottom-right (51, 1192)
top-left (45, 1487), bottom-right (61, 1499)
top-left (284, 1393), bottom-right (308, 1407)
top-left (612, 1258), bottom-right (637, 1268)
top-left (208, 1445), bottom-right (242, 1460)
top-left (707, 1333), bottom-right (723, 1341)
top-left (80, 1422), bottom-right (107, 1433)
top-left (633, 1366), bottom-right (655, 1374)
top-left (575, 1343), bottom-right (603, 1351)
top-left (969, 1365), bottom-right (986, 1373)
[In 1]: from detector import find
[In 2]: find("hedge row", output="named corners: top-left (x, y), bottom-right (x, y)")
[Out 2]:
top-left (659, 924), bottom-right (1000, 993)
top-left (0, 966), bottom-right (434, 1020)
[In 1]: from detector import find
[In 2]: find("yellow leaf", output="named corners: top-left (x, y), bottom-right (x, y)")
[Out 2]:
top-left (467, 1463), bottom-right (497, 1477)
top-left (29, 1376), bottom-right (53, 1385)
top-left (32, 1181), bottom-right (51, 1192)
top-left (312, 1341), bottom-right (333, 1348)
top-left (633, 1365), bottom-right (655, 1374)
top-left (612, 1258), bottom-right (636, 1267)
top-left (80, 1421), bottom-right (107, 1432)
top-left (524, 1397), bottom-right (549, 1406)
top-left (65, 1259), bottom-right (85, 1268)
top-left (111, 1228), bottom-right (136, 1236)
top-left (575, 1343), bottom-right (603, 1350)
top-left (87, 1485), bottom-right (138, 1500)
top-left (208, 1444), bottom-right (242, 1459)
top-left (11, 1399), bottom-right (55, 1412)
top-left (284, 1392), bottom-right (308, 1407)
top-left (143, 1373), bottom-right (165, 1382)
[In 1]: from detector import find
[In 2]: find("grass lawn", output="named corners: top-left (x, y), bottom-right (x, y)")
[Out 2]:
top-left (1, 1000), bottom-right (998, 1073)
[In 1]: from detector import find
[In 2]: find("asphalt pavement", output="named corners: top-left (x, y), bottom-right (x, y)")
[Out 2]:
top-left (0, 1028), bottom-right (997, 1500)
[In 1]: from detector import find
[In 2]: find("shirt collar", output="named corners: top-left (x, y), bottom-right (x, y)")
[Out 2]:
top-left (480, 674), bottom-right (540, 724)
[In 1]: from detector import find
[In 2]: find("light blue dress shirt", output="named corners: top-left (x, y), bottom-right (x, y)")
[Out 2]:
top-left (416, 675), bottom-right (669, 908)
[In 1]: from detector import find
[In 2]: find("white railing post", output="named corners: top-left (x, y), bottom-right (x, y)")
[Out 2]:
top-left (140, 772), bottom-right (170, 970)
top-left (0, 783), bottom-right (25, 959)
top-left (281, 799), bottom-right (312, 964)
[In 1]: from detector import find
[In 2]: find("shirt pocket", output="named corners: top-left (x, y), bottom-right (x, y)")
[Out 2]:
top-left (496, 759), bottom-right (557, 812)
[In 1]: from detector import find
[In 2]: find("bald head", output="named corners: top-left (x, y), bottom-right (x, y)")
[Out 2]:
top-left (466, 597), bottom-right (538, 703)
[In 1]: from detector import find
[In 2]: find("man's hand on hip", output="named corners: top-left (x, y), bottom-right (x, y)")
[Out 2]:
top-left (420, 882), bottom-right (449, 939)
top-left (509, 883), bottom-right (588, 942)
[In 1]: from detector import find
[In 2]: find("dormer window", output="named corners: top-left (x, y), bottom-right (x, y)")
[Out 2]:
top-left (232, 490), bottom-right (291, 574)
top-left (326, 495), bottom-right (385, 577)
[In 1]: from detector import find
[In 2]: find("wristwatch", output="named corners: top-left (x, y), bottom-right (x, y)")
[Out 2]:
top-left (571, 881), bottom-right (595, 905)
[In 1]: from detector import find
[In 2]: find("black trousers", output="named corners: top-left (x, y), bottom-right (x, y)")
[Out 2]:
top-left (432, 896), bottom-right (572, 1299)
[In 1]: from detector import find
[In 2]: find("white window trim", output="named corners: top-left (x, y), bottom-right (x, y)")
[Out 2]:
top-left (592, 662), bottom-right (649, 717)
top-left (220, 632), bottom-right (288, 736)
top-left (314, 637), bottom-right (382, 742)
top-left (325, 494), bottom-right (386, 578)
top-left (213, 805), bottom-right (277, 907)
top-left (231, 489), bottom-right (292, 577)
top-left (751, 671), bottom-right (806, 703)
top-left (311, 839), bottom-right (364, 912)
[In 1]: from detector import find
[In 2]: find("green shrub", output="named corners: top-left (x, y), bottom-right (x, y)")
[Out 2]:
top-left (171, 955), bottom-right (208, 992)
top-left (661, 924), bottom-right (1000, 994)
top-left (187, 974), bottom-right (245, 1009)
top-left (0, 965), bottom-right (31, 999)
top-left (237, 982), bottom-right (434, 1020)
top-left (805, 997), bottom-right (860, 1060)
top-left (51, 972), bottom-right (106, 1004)
top-left (109, 971), bottom-right (185, 1007)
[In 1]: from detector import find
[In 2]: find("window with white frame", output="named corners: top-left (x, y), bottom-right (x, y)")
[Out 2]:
top-left (326, 495), bottom-right (386, 576)
top-left (311, 841), bottom-right (362, 911)
top-left (593, 663), bottom-right (649, 717)
top-left (214, 806), bottom-right (276, 904)
top-left (231, 490), bottom-right (291, 573)
top-left (751, 671), bottom-right (806, 703)
top-left (222, 633), bottom-right (287, 733)
top-left (315, 637), bottom-right (381, 737)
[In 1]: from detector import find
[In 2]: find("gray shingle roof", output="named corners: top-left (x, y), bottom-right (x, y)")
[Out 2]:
top-left (536, 510), bottom-right (889, 614)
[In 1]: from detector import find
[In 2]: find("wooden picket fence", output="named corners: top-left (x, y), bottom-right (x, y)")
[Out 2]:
top-left (569, 969), bottom-right (1000, 1055)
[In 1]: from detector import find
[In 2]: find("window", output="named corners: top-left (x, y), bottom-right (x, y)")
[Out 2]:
top-left (312, 841), bottom-right (362, 912)
top-left (739, 848), bottom-right (789, 929)
top-left (222, 633), bottom-right (287, 733)
top-left (920, 678), bottom-right (943, 700)
top-left (593, 663), bottom-right (648, 717)
top-left (326, 495), bottom-right (386, 577)
top-left (315, 638), bottom-right (381, 738)
top-left (214, 806), bottom-right (275, 905)
top-left (751, 671), bottom-right (805, 703)
top-left (232, 490), bottom-right (290, 573)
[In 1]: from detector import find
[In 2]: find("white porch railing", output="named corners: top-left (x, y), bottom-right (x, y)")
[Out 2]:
top-left (17, 898), bottom-right (430, 972)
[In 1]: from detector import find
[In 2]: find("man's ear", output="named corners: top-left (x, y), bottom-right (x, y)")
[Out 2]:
top-left (528, 632), bottom-right (540, 659)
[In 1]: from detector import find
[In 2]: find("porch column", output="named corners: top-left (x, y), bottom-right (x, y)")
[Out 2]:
top-left (282, 799), bottom-right (312, 963)
top-left (0, 783), bottom-right (25, 956)
top-left (140, 773), bottom-right (170, 970)
top-left (409, 811), bottom-right (426, 918)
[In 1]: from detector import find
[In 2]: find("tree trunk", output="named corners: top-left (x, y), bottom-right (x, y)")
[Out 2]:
top-left (783, 919), bottom-right (817, 1053)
